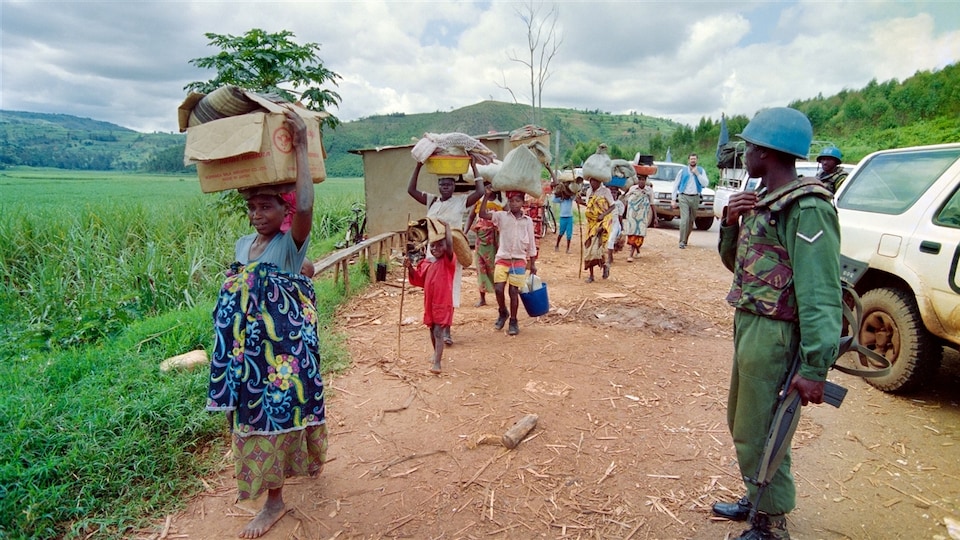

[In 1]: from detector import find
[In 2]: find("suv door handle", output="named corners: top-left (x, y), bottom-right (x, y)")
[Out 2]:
top-left (919, 240), bottom-right (941, 254)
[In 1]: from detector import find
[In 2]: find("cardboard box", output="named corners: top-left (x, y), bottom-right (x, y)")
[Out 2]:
top-left (180, 92), bottom-right (327, 193)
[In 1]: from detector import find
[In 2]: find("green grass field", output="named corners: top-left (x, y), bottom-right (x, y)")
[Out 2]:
top-left (0, 167), bottom-right (364, 209)
top-left (0, 168), bottom-right (367, 539)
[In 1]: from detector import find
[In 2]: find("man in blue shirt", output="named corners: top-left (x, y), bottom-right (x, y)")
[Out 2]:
top-left (671, 153), bottom-right (709, 249)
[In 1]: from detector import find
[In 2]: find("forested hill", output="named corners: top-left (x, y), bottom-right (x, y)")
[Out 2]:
top-left (0, 102), bottom-right (682, 177)
top-left (2, 61), bottom-right (958, 176)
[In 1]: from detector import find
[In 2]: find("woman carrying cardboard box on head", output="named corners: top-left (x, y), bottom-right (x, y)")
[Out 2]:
top-left (206, 111), bottom-right (327, 539)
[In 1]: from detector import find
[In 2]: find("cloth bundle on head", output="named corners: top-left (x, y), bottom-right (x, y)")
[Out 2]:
top-left (492, 143), bottom-right (544, 198)
top-left (406, 219), bottom-right (429, 246)
top-left (608, 159), bottom-right (638, 189)
top-left (508, 124), bottom-right (550, 142)
top-left (411, 132), bottom-right (497, 165)
top-left (582, 144), bottom-right (612, 183)
top-left (505, 190), bottom-right (525, 200)
top-left (553, 180), bottom-right (579, 199)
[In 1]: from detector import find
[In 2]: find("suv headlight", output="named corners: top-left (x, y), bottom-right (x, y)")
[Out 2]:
top-left (701, 194), bottom-right (714, 203)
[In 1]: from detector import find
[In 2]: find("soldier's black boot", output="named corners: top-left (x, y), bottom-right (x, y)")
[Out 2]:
top-left (733, 512), bottom-right (790, 540)
top-left (712, 495), bottom-right (751, 521)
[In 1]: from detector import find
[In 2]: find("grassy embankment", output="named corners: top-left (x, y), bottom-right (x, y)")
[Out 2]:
top-left (0, 168), bottom-right (366, 539)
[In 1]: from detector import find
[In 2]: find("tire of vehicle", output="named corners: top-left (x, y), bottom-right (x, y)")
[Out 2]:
top-left (695, 216), bottom-right (714, 230)
top-left (858, 287), bottom-right (942, 393)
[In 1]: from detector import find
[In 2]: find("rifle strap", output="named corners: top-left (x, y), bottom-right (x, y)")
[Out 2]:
top-left (833, 283), bottom-right (892, 378)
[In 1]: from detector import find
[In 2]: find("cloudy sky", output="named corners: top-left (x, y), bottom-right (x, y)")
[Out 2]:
top-left (2, 1), bottom-right (958, 134)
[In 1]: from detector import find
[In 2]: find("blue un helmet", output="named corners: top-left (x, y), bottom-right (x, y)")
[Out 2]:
top-left (817, 146), bottom-right (843, 163)
top-left (737, 107), bottom-right (812, 159)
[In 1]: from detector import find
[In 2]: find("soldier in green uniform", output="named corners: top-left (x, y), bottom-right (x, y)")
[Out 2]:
top-left (713, 108), bottom-right (842, 540)
top-left (815, 145), bottom-right (848, 194)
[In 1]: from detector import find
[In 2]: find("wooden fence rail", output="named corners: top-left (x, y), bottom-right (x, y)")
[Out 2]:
top-left (311, 231), bottom-right (406, 292)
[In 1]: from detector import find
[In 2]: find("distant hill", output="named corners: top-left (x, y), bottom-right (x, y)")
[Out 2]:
top-left (323, 101), bottom-right (683, 176)
top-left (2, 61), bottom-right (957, 176)
top-left (0, 110), bottom-right (185, 171)
top-left (0, 102), bottom-right (682, 177)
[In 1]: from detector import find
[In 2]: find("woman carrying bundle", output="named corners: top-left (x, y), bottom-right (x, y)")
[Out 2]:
top-left (464, 181), bottom-right (503, 306)
top-left (623, 173), bottom-right (658, 262)
top-left (577, 175), bottom-right (616, 283)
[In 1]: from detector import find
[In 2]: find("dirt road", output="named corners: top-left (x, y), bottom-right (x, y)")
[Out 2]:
top-left (155, 223), bottom-right (960, 540)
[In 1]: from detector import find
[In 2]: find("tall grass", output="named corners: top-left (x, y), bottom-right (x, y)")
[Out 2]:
top-left (0, 170), bottom-right (366, 538)
top-left (0, 171), bottom-right (365, 352)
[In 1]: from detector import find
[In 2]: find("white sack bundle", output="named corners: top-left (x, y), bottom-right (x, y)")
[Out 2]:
top-left (526, 140), bottom-right (552, 167)
top-left (465, 160), bottom-right (502, 183)
top-left (492, 145), bottom-right (544, 197)
top-left (582, 144), bottom-right (612, 182)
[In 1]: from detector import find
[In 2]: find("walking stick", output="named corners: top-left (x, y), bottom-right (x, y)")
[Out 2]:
top-left (397, 214), bottom-right (410, 359)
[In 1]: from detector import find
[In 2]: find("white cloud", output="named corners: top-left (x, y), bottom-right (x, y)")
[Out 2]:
top-left (1, 1), bottom-right (957, 133)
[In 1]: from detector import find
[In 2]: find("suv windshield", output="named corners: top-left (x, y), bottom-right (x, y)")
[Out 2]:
top-left (650, 164), bottom-right (683, 182)
top-left (837, 147), bottom-right (960, 215)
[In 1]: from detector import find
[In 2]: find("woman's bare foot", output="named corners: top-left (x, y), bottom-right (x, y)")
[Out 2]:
top-left (430, 358), bottom-right (442, 374)
top-left (239, 496), bottom-right (288, 538)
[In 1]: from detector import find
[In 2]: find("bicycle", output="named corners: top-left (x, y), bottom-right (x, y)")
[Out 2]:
top-left (335, 203), bottom-right (366, 249)
top-left (542, 203), bottom-right (558, 234)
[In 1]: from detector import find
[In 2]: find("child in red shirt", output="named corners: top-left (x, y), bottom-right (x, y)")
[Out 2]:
top-left (406, 220), bottom-right (455, 374)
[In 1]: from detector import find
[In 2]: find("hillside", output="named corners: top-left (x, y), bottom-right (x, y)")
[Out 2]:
top-left (0, 102), bottom-right (682, 177)
top-left (323, 101), bottom-right (683, 176)
top-left (2, 61), bottom-right (957, 176)
top-left (0, 110), bottom-right (185, 171)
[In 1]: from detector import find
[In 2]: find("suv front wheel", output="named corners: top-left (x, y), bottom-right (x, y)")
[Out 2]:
top-left (859, 287), bottom-right (942, 393)
top-left (695, 217), bottom-right (714, 230)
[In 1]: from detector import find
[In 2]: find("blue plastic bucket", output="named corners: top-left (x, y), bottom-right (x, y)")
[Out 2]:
top-left (607, 176), bottom-right (627, 188)
top-left (520, 283), bottom-right (550, 317)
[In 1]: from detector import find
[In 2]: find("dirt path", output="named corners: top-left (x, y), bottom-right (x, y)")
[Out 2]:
top-left (152, 224), bottom-right (960, 540)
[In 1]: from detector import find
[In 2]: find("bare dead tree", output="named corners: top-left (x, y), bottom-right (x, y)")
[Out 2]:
top-left (496, 71), bottom-right (520, 105)
top-left (499, 1), bottom-right (563, 125)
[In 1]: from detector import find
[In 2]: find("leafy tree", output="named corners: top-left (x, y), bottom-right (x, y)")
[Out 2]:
top-left (185, 29), bottom-right (343, 130)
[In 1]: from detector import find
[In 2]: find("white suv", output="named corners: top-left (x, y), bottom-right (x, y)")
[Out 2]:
top-left (644, 160), bottom-right (715, 230)
top-left (836, 143), bottom-right (960, 393)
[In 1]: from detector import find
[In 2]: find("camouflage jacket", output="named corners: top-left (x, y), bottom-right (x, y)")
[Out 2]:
top-left (718, 178), bottom-right (842, 379)
top-left (817, 168), bottom-right (848, 194)
top-left (720, 178), bottom-right (835, 320)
